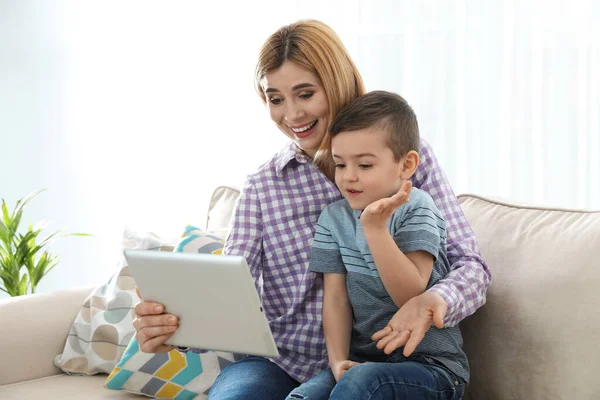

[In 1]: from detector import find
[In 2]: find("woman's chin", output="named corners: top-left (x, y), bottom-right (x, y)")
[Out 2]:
top-left (296, 134), bottom-right (325, 156)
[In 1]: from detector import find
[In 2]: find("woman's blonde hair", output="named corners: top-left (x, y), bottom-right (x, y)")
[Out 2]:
top-left (255, 20), bottom-right (366, 181)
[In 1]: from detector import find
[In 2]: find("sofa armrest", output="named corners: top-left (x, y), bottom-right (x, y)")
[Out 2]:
top-left (0, 286), bottom-right (95, 385)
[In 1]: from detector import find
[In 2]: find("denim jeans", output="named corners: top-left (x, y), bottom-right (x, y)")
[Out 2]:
top-left (287, 361), bottom-right (464, 400)
top-left (286, 368), bottom-right (337, 400)
top-left (208, 356), bottom-right (299, 400)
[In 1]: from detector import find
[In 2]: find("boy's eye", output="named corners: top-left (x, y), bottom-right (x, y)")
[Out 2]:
top-left (299, 92), bottom-right (314, 100)
top-left (359, 164), bottom-right (372, 169)
top-left (268, 97), bottom-right (283, 105)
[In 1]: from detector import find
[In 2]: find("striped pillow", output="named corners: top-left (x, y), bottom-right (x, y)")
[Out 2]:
top-left (104, 226), bottom-right (236, 399)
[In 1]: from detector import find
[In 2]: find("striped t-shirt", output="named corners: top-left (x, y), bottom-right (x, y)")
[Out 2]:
top-left (309, 188), bottom-right (469, 383)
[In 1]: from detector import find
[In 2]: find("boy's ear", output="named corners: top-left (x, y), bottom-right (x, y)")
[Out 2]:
top-left (399, 150), bottom-right (419, 179)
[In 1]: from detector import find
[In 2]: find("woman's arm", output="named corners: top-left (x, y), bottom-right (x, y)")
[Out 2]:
top-left (411, 139), bottom-right (491, 326)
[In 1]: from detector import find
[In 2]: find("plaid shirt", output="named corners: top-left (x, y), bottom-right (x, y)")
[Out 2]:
top-left (223, 140), bottom-right (491, 383)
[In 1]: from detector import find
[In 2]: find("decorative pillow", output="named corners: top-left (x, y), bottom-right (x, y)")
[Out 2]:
top-left (104, 225), bottom-right (237, 399)
top-left (175, 226), bottom-right (224, 255)
top-left (53, 227), bottom-right (175, 375)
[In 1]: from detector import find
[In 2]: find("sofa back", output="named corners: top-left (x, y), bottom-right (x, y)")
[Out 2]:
top-left (456, 194), bottom-right (600, 400)
top-left (207, 187), bottom-right (600, 399)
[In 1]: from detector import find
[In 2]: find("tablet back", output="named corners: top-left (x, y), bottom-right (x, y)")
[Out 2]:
top-left (124, 250), bottom-right (279, 358)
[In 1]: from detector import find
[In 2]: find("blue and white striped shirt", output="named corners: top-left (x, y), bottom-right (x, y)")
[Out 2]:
top-left (309, 188), bottom-right (470, 383)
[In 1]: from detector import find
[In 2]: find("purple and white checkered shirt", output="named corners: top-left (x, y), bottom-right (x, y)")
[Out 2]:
top-left (223, 140), bottom-right (491, 383)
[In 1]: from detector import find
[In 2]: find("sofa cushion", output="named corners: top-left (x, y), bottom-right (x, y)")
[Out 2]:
top-left (53, 228), bottom-right (176, 375)
top-left (0, 374), bottom-right (141, 399)
top-left (0, 286), bottom-right (95, 386)
top-left (458, 194), bottom-right (600, 400)
top-left (205, 186), bottom-right (240, 239)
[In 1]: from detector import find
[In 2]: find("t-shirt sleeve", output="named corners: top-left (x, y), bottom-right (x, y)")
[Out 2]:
top-left (308, 207), bottom-right (346, 274)
top-left (393, 191), bottom-right (446, 260)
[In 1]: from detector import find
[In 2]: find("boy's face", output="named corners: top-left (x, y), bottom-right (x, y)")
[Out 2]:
top-left (331, 127), bottom-right (404, 210)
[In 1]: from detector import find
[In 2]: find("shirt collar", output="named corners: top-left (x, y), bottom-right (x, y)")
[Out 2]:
top-left (352, 209), bottom-right (363, 219)
top-left (340, 197), bottom-right (363, 219)
top-left (274, 142), bottom-right (311, 176)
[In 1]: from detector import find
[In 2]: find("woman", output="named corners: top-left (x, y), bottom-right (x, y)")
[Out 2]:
top-left (133, 20), bottom-right (491, 400)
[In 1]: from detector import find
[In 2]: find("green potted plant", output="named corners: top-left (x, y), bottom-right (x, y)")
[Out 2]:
top-left (0, 189), bottom-right (91, 297)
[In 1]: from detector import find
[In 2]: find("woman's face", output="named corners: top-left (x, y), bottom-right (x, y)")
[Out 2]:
top-left (261, 62), bottom-right (330, 158)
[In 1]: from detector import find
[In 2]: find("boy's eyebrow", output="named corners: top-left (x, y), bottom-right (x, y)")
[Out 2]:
top-left (264, 83), bottom-right (316, 93)
top-left (332, 153), bottom-right (377, 159)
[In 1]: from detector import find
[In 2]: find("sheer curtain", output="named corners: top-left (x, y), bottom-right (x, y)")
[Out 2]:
top-left (1, 0), bottom-right (598, 295)
top-left (54, 0), bottom-right (600, 221)
top-left (328, 0), bottom-right (599, 209)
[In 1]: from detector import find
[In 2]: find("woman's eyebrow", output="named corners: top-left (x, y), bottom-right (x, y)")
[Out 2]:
top-left (265, 83), bottom-right (316, 94)
top-left (292, 83), bottom-right (316, 91)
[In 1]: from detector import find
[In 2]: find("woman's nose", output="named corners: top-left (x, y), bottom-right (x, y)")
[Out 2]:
top-left (284, 102), bottom-right (305, 123)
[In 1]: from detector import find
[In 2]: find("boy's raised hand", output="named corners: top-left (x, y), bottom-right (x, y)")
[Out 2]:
top-left (360, 180), bottom-right (412, 230)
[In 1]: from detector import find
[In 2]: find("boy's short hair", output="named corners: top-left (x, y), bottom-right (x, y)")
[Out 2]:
top-left (329, 90), bottom-right (419, 160)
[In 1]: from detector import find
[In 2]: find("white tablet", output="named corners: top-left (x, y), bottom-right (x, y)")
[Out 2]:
top-left (124, 249), bottom-right (279, 358)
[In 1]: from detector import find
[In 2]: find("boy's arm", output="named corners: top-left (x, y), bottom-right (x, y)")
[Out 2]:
top-left (360, 182), bottom-right (434, 308)
top-left (363, 228), bottom-right (433, 308)
top-left (308, 205), bottom-right (357, 379)
top-left (322, 273), bottom-right (352, 367)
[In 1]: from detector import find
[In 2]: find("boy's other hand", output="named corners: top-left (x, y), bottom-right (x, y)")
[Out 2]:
top-left (371, 291), bottom-right (447, 357)
top-left (331, 359), bottom-right (360, 382)
top-left (360, 180), bottom-right (412, 230)
top-left (132, 287), bottom-right (179, 353)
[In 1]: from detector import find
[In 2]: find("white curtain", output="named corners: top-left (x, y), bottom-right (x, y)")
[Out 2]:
top-left (1, 0), bottom-right (598, 294)
top-left (327, 0), bottom-right (599, 209)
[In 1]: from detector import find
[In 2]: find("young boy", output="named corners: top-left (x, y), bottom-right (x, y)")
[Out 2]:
top-left (288, 91), bottom-right (468, 400)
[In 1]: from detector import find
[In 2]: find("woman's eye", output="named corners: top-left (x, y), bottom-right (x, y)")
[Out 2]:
top-left (359, 164), bottom-right (372, 169)
top-left (268, 97), bottom-right (283, 105)
top-left (300, 92), bottom-right (314, 100)
top-left (335, 164), bottom-right (346, 169)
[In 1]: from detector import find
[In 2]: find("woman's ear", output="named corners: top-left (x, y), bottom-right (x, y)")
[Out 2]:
top-left (399, 150), bottom-right (420, 180)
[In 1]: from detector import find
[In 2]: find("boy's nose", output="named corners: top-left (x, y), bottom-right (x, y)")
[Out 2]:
top-left (344, 169), bottom-right (358, 182)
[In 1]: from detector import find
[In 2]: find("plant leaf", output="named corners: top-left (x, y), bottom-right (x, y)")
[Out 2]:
top-left (0, 218), bottom-right (7, 240)
top-left (30, 252), bottom-right (49, 285)
top-left (68, 233), bottom-right (94, 237)
top-left (25, 231), bottom-right (60, 260)
top-left (0, 188), bottom-right (93, 297)
top-left (0, 223), bottom-right (9, 254)
top-left (30, 252), bottom-right (58, 289)
top-left (1, 200), bottom-right (9, 225)
top-left (10, 189), bottom-right (46, 221)
top-left (7, 189), bottom-right (46, 239)
top-left (18, 273), bottom-right (28, 296)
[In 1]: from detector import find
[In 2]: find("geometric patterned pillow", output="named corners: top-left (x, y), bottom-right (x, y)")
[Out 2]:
top-left (104, 225), bottom-right (238, 399)
top-left (53, 227), bottom-right (175, 375)
top-left (104, 338), bottom-right (236, 399)
top-left (174, 226), bottom-right (224, 255)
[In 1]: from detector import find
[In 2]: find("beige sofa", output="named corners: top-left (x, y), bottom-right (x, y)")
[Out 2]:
top-left (1, 189), bottom-right (599, 400)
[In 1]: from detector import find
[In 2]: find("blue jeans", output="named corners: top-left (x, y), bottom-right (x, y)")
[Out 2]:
top-left (286, 368), bottom-right (337, 400)
top-left (289, 361), bottom-right (464, 400)
top-left (208, 356), bottom-right (299, 400)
